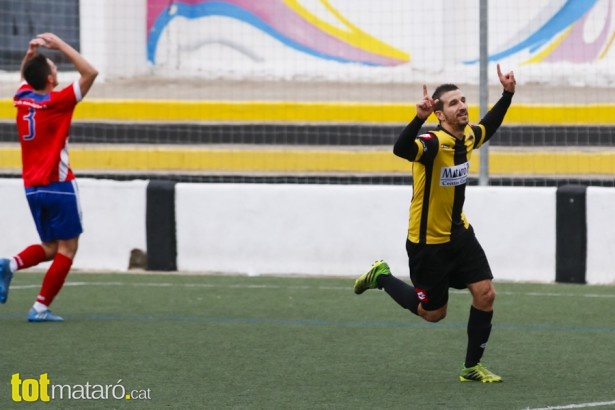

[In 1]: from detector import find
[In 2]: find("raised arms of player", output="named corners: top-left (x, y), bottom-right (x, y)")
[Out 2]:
top-left (37, 33), bottom-right (98, 97)
top-left (393, 85), bottom-right (439, 161)
top-left (20, 38), bottom-right (47, 81)
top-left (479, 64), bottom-right (516, 141)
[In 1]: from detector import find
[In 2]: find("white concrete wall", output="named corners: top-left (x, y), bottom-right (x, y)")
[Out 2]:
top-left (175, 184), bottom-right (411, 277)
top-left (2, 179), bottom-right (611, 284)
top-left (76, 179), bottom-right (148, 270)
top-left (80, 0), bottom-right (149, 80)
top-left (586, 187), bottom-right (615, 284)
top-left (465, 187), bottom-right (557, 283)
top-left (0, 179), bottom-right (148, 272)
top-left (175, 183), bottom-right (558, 283)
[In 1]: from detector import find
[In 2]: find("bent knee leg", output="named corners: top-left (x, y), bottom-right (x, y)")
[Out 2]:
top-left (419, 305), bottom-right (447, 323)
top-left (476, 287), bottom-right (496, 310)
top-left (469, 280), bottom-right (496, 311)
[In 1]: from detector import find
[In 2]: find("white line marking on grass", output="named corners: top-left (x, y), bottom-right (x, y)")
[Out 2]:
top-left (75, 282), bottom-right (615, 298)
top-left (508, 291), bottom-right (615, 299)
top-left (63, 282), bottom-right (293, 289)
top-left (9, 284), bottom-right (44, 290)
top-left (61, 282), bottom-right (346, 291)
top-left (526, 400), bottom-right (615, 409)
top-left (9, 280), bottom-right (615, 298)
top-left (451, 290), bottom-right (615, 299)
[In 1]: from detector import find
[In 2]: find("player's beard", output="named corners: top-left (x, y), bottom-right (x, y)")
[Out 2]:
top-left (446, 111), bottom-right (468, 133)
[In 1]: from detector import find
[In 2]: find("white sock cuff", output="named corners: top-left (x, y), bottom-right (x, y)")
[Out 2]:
top-left (10, 258), bottom-right (18, 273)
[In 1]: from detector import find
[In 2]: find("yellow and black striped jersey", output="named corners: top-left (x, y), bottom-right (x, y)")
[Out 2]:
top-left (393, 91), bottom-right (513, 245)
top-left (407, 125), bottom-right (485, 244)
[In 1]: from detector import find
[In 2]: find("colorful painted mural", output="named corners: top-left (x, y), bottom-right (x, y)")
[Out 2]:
top-left (466, 0), bottom-right (613, 64)
top-left (145, 0), bottom-right (615, 81)
top-left (146, 0), bottom-right (409, 66)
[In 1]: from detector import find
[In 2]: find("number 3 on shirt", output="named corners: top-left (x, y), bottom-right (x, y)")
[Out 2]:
top-left (22, 108), bottom-right (36, 141)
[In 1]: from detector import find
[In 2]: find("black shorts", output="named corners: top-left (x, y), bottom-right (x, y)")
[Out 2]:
top-left (406, 226), bottom-right (493, 311)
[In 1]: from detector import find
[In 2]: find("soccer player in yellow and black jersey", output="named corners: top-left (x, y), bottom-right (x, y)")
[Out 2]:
top-left (354, 64), bottom-right (516, 383)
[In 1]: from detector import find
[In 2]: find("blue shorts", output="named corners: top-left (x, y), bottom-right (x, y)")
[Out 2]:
top-left (25, 180), bottom-right (83, 243)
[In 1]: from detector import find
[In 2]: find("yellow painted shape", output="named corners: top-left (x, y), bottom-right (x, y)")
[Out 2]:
top-left (0, 146), bottom-right (21, 168)
top-left (283, 0), bottom-right (409, 62)
top-left (599, 31), bottom-right (615, 59)
top-left (2, 146), bottom-right (615, 176)
top-left (523, 28), bottom-right (571, 64)
top-left (1, 100), bottom-right (14, 120)
top-left (479, 151), bottom-right (615, 175)
top-left (66, 99), bottom-right (415, 123)
top-left (2, 99), bottom-right (615, 125)
top-left (68, 147), bottom-right (409, 172)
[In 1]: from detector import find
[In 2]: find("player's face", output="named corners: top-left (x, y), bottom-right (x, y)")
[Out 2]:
top-left (436, 89), bottom-right (469, 131)
top-left (47, 58), bottom-right (59, 88)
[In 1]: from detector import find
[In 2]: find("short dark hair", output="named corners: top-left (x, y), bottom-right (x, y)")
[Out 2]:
top-left (23, 54), bottom-right (51, 91)
top-left (432, 83), bottom-right (459, 111)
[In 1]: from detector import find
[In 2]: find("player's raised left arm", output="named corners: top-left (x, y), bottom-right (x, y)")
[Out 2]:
top-left (478, 64), bottom-right (516, 140)
top-left (497, 63), bottom-right (516, 94)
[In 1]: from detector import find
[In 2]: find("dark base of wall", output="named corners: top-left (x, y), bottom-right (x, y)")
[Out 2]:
top-left (146, 180), bottom-right (177, 271)
top-left (555, 185), bottom-right (587, 284)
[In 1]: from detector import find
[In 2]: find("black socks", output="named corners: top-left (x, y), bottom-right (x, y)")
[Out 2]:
top-left (465, 306), bottom-right (493, 368)
top-left (375, 276), bottom-right (494, 368)
top-left (377, 274), bottom-right (420, 315)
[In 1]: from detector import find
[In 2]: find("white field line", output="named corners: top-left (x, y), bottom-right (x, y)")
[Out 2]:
top-left (7, 281), bottom-right (615, 299)
top-left (526, 400), bottom-right (615, 409)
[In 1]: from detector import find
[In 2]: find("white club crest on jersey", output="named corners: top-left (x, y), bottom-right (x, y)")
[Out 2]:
top-left (440, 162), bottom-right (469, 186)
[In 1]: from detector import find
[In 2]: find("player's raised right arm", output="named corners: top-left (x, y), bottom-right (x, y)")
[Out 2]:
top-left (37, 33), bottom-right (98, 97)
top-left (416, 84), bottom-right (438, 121)
top-left (393, 85), bottom-right (434, 161)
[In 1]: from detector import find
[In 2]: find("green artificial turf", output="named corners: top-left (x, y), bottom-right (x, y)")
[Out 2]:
top-left (1, 272), bottom-right (614, 409)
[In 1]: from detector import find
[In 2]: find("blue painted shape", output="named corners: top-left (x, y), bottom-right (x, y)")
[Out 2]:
top-left (465, 0), bottom-right (599, 63)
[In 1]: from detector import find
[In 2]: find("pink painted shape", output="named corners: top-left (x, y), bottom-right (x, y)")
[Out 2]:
top-left (545, 0), bottom-right (612, 62)
top-left (147, 0), bottom-right (170, 34)
top-left (147, 0), bottom-right (405, 65)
